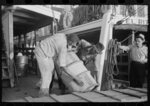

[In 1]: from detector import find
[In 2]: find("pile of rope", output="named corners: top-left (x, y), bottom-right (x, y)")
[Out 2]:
top-left (104, 39), bottom-right (123, 89)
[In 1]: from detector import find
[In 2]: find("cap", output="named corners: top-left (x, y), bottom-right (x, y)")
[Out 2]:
top-left (136, 33), bottom-right (145, 41)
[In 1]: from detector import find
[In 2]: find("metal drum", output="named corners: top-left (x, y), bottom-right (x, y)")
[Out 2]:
top-left (60, 52), bottom-right (98, 92)
top-left (16, 56), bottom-right (28, 76)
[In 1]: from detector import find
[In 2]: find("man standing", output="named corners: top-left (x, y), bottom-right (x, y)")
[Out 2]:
top-left (118, 33), bottom-right (148, 88)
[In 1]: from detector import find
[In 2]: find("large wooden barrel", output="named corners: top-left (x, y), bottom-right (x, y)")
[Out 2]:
top-left (16, 56), bottom-right (28, 76)
top-left (60, 52), bottom-right (98, 92)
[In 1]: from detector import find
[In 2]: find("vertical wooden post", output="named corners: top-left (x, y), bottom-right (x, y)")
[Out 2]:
top-left (9, 11), bottom-right (15, 88)
top-left (2, 11), bottom-right (14, 87)
top-left (96, 8), bottom-right (113, 91)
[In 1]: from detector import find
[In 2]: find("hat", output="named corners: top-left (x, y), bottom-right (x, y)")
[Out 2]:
top-left (67, 34), bottom-right (80, 43)
top-left (136, 33), bottom-right (145, 41)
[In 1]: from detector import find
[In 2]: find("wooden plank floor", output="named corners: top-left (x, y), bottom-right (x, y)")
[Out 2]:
top-left (6, 88), bottom-right (147, 102)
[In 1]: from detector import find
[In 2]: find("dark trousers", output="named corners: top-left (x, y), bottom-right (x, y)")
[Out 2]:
top-left (130, 61), bottom-right (146, 88)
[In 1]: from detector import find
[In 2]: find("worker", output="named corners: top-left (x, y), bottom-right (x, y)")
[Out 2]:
top-left (77, 42), bottom-right (104, 82)
top-left (34, 33), bottom-right (84, 96)
top-left (67, 34), bottom-right (104, 83)
top-left (35, 32), bottom-right (103, 96)
top-left (118, 33), bottom-right (148, 88)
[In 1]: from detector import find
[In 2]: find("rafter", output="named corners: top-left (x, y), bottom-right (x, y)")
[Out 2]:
top-left (13, 17), bottom-right (35, 25)
top-left (13, 12), bottom-right (39, 20)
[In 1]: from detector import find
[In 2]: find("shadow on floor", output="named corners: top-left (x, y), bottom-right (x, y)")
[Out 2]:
top-left (2, 74), bottom-right (62, 102)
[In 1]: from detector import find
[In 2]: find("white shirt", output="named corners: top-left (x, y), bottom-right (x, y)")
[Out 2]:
top-left (119, 44), bottom-right (148, 63)
top-left (34, 33), bottom-right (67, 67)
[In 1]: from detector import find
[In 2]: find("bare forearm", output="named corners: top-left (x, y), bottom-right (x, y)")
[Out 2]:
top-left (118, 45), bottom-right (130, 51)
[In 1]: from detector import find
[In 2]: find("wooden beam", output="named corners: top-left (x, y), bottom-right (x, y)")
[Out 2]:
top-left (13, 5), bottom-right (61, 20)
top-left (22, 18), bottom-right (53, 35)
top-left (13, 12), bottom-right (39, 20)
top-left (58, 19), bottom-right (103, 34)
top-left (97, 9), bottom-right (113, 91)
top-left (114, 24), bottom-right (148, 32)
top-left (13, 17), bottom-right (35, 25)
top-left (2, 11), bottom-right (15, 87)
top-left (36, 20), bottom-right (102, 41)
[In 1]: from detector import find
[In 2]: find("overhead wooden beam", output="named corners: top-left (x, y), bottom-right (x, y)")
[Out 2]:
top-left (58, 19), bottom-right (103, 34)
top-left (22, 18), bottom-right (53, 34)
top-left (13, 17), bottom-right (35, 25)
top-left (12, 5), bottom-right (61, 20)
top-left (13, 12), bottom-right (39, 20)
top-left (114, 24), bottom-right (148, 32)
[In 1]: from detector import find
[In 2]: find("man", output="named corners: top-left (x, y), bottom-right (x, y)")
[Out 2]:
top-left (77, 42), bottom-right (104, 82)
top-left (34, 33), bottom-right (67, 96)
top-left (118, 33), bottom-right (148, 88)
top-left (67, 34), bottom-right (104, 82)
top-left (34, 33), bottom-right (91, 96)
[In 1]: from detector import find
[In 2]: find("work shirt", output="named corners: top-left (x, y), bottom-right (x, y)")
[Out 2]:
top-left (120, 43), bottom-right (148, 63)
top-left (34, 33), bottom-right (67, 67)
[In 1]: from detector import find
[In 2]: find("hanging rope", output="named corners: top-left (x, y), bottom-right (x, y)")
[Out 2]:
top-left (120, 30), bottom-right (138, 44)
top-left (105, 39), bottom-right (123, 89)
top-left (105, 30), bottom-right (137, 80)
top-left (105, 30), bottom-right (137, 89)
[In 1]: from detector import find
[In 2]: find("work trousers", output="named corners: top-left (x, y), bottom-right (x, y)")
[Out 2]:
top-left (130, 61), bottom-right (146, 88)
top-left (35, 53), bottom-right (54, 95)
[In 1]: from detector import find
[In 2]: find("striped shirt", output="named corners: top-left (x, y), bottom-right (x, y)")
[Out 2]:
top-left (34, 33), bottom-right (67, 67)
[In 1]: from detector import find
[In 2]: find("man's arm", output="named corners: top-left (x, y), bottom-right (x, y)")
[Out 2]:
top-left (80, 39), bottom-right (92, 48)
top-left (118, 42), bottom-right (131, 51)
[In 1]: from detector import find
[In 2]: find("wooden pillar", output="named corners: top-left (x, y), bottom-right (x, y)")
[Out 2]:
top-left (2, 11), bottom-right (14, 87)
top-left (96, 8), bottom-right (113, 91)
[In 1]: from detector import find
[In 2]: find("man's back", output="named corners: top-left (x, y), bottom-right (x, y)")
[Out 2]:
top-left (39, 33), bottom-right (67, 58)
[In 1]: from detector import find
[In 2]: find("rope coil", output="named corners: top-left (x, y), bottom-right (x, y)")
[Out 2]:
top-left (105, 39), bottom-right (121, 82)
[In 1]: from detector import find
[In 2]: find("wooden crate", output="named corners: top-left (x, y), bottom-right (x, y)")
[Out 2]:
top-left (6, 88), bottom-right (147, 102)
